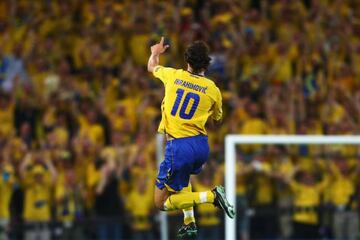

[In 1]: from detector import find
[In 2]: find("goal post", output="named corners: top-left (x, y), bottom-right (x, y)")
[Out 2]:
top-left (156, 134), bottom-right (168, 240)
top-left (224, 134), bottom-right (360, 240)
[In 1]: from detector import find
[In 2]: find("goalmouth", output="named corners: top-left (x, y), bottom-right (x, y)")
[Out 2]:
top-left (224, 134), bottom-right (360, 240)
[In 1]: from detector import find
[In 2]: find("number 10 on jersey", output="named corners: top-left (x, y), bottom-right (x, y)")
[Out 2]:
top-left (171, 88), bottom-right (200, 120)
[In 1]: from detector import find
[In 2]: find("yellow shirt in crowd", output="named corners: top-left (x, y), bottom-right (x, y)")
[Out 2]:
top-left (78, 116), bottom-right (105, 145)
top-left (328, 163), bottom-right (356, 206)
top-left (253, 162), bottom-right (274, 205)
top-left (240, 118), bottom-right (267, 152)
top-left (290, 177), bottom-right (328, 225)
top-left (0, 102), bottom-right (14, 138)
top-left (55, 172), bottom-right (77, 223)
top-left (0, 165), bottom-right (15, 219)
top-left (236, 161), bottom-right (248, 195)
top-left (23, 168), bottom-right (52, 222)
top-left (126, 187), bottom-right (153, 231)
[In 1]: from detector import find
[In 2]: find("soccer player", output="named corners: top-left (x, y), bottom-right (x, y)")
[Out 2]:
top-left (148, 37), bottom-right (235, 238)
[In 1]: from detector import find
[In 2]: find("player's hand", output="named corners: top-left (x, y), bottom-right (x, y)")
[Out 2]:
top-left (151, 37), bottom-right (169, 55)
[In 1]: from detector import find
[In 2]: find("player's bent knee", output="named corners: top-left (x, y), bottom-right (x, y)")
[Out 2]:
top-left (154, 193), bottom-right (166, 210)
top-left (154, 198), bottom-right (166, 210)
top-left (154, 186), bottom-right (170, 210)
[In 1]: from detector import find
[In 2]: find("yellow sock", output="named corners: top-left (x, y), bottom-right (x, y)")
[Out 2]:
top-left (164, 191), bottom-right (215, 210)
top-left (183, 207), bottom-right (195, 225)
top-left (181, 184), bottom-right (195, 225)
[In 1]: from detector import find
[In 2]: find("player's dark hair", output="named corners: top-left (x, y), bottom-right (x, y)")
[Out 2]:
top-left (184, 41), bottom-right (211, 74)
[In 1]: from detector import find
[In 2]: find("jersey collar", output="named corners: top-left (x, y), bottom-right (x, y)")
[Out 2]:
top-left (187, 70), bottom-right (205, 77)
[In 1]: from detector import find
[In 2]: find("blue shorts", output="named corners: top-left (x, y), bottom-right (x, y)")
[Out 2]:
top-left (156, 135), bottom-right (210, 192)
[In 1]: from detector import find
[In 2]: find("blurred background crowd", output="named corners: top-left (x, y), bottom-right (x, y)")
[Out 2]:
top-left (0, 0), bottom-right (360, 239)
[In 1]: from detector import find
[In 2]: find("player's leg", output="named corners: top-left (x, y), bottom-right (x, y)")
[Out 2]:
top-left (181, 183), bottom-right (195, 225)
top-left (154, 182), bottom-right (214, 210)
top-left (154, 186), bottom-right (171, 210)
top-left (182, 207), bottom-right (195, 225)
top-left (162, 136), bottom-right (214, 210)
top-left (163, 185), bottom-right (235, 218)
top-left (154, 139), bottom-right (175, 210)
top-left (164, 189), bottom-right (215, 210)
top-left (154, 181), bottom-right (198, 239)
top-left (164, 136), bottom-right (234, 217)
top-left (154, 166), bottom-right (216, 211)
top-left (177, 183), bottom-right (197, 238)
top-left (155, 136), bottom-right (235, 218)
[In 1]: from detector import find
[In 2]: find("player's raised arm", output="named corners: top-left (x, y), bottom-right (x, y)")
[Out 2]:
top-left (147, 36), bottom-right (169, 72)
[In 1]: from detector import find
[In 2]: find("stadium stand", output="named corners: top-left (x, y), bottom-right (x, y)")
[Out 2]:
top-left (0, 0), bottom-right (359, 239)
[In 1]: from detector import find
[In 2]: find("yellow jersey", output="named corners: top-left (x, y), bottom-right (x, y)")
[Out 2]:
top-left (0, 168), bottom-right (15, 219)
top-left (55, 173), bottom-right (77, 223)
top-left (290, 178), bottom-right (328, 224)
top-left (23, 174), bottom-right (52, 222)
top-left (328, 163), bottom-right (356, 206)
top-left (153, 66), bottom-right (222, 138)
top-left (126, 189), bottom-right (153, 230)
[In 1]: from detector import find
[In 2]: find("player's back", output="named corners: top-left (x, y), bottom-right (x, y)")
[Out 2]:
top-left (153, 66), bottom-right (222, 138)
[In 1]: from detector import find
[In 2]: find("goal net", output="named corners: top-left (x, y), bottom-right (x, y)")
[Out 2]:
top-left (224, 134), bottom-right (360, 240)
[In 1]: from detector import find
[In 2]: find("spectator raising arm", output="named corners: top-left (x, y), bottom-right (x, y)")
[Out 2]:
top-left (43, 152), bottom-right (57, 184)
top-left (19, 153), bottom-right (32, 179)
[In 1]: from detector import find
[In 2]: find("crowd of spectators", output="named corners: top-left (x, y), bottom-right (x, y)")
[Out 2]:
top-left (0, 0), bottom-right (360, 239)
